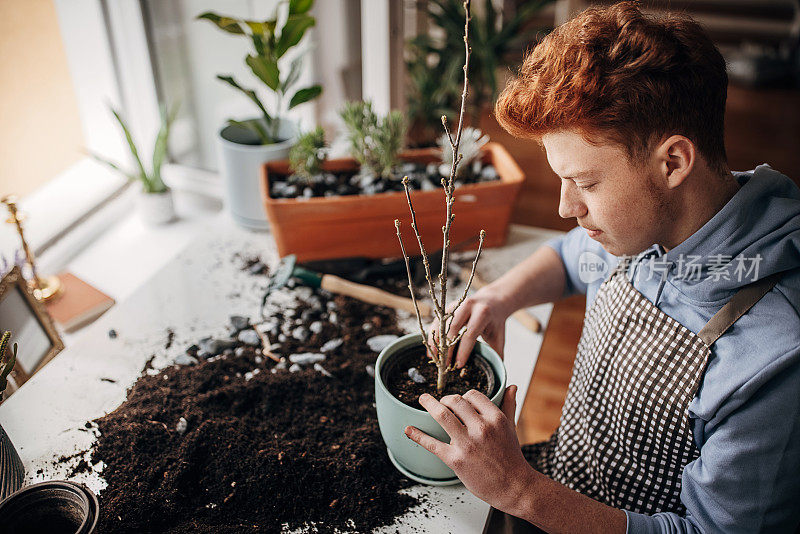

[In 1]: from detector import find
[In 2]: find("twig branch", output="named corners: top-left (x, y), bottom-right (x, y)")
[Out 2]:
top-left (395, 219), bottom-right (435, 360)
top-left (401, 176), bottom-right (441, 321)
top-left (393, 0), bottom-right (479, 394)
top-left (450, 229), bottom-right (485, 314)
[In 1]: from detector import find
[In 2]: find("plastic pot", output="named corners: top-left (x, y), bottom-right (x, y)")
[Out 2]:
top-left (374, 333), bottom-right (507, 485)
top-left (0, 423), bottom-right (24, 502)
top-left (217, 118), bottom-right (298, 230)
top-left (0, 480), bottom-right (99, 534)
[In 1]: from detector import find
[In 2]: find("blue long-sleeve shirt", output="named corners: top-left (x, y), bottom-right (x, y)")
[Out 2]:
top-left (544, 165), bottom-right (800, 533)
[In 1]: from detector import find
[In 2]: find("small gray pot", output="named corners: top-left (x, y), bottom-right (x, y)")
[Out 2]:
top-left (0, 480), bottom-right (99, 534)
top-left (375, 333), bottom-right (507, 485)
top-left (216, 118), bottom-right (297, 230)
top-left (0, 423), bottom-right (23, 502)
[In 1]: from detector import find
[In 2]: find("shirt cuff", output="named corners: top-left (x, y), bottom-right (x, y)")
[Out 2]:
top-left (625, 510), bottom-right (658, 534)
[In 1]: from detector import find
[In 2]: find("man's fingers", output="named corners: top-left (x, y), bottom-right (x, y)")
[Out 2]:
top-left (501, 385), bottom-right (518, 424)
top-left (419, 394), bottom-right (464, 437)
top-left (455, 318), bottom-right (484, 368)
top-left (404, 425), bottom-right (449, 458)
top-left (440, 394), bottom-right (480, 427)
top-left (463, 388), bottom-right (497, 416)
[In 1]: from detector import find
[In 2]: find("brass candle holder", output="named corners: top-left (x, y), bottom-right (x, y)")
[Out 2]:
top-left (1, 195), bottom-right (62, 302)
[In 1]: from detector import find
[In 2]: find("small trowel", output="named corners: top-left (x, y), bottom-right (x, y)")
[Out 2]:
top-left (262, 254), bottom-right (432, 318)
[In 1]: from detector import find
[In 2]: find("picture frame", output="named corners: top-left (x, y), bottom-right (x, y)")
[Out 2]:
top-left (0, 266), bottom-right (64, 385)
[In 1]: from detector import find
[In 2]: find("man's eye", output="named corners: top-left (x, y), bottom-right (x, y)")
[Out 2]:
top-left (578, 183), bottom-right (596, 191)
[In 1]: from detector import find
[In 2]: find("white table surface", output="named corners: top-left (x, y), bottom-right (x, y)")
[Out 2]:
top-left (0, 213), bottom-right (562, 533)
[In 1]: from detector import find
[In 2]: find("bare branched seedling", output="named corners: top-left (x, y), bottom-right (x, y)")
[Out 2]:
top-left (395, 0), bottom-right (485, 394)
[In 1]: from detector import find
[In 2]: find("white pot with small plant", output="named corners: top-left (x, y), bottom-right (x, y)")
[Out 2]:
top-left (199, 0), bottom-right (322, 230)
top-left (92, 105), bottom-right (178, 226)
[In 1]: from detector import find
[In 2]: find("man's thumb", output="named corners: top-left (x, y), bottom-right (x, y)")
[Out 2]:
top-left (501, 384), bottom-right (517, 423)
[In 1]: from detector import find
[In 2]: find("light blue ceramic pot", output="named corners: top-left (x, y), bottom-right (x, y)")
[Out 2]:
top-left (375, 333), bottom-right (506, 485)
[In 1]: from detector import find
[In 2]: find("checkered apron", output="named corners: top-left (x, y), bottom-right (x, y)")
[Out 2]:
top-left (517, 259), bottom-right (783, 517)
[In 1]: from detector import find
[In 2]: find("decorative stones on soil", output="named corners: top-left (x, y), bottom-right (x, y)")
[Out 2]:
top-left (269, 160), bottom-right (500, 199)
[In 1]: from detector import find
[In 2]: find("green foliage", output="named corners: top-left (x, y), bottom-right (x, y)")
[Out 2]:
top-left (340, 101), bottom-right (407, 180)
top-left (408, 0), bottom-right (553, 127)
top-left (198, 1), bottom-right (322, 145)
top-left (0, 331), bottom-right (17, 395)
top-left (91, 104), bottom-right (178, 194)
top-left (289, 127), bottom-right (327, 184)
top-left (405, 41), bottom-right (461, 145)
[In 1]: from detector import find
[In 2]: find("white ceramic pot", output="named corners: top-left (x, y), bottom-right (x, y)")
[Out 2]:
top-left (136, 190), bottom-right (175, 225)
top-left (216, 119), bottom-right (298, 230)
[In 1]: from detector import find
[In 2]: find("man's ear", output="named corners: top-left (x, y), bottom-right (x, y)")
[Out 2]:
top-left (655, 135), bottom-right (695, 189)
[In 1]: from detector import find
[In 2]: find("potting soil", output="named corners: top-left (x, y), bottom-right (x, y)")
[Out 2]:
top-left (91, 290), bottom-right (420, 533)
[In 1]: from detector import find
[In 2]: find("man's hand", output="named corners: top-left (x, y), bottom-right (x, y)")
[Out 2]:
top-left (428, 286), bottom-right (512, 369)
top-left (404, 385), bottom-right (536, 517)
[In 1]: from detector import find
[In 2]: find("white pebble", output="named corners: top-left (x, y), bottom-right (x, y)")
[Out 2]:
top-left (408, 367), bottom-right (426, 384)
top-left (176, 417), bottom-right (188, 435)
top-left (365, 364), bottom-right (375, 377)
top-left (367, 335), bottom-right (399, 353)
top-left (320, 338), bottom-right (343, 353)
top-left (289, 363), bottom-right (302, 373)
top-left (254, 355), bottom-right (263, 364)
top-left (289, 353), bottom-right (326, 365)
top-left (314, 363), bottom-right (333, 377)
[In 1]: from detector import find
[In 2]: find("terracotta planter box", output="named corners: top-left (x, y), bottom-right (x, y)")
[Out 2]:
top-left (261, 142), bottom-right (524, 261)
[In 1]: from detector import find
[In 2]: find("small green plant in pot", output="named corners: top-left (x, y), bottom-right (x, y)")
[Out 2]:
top-left (199, 1), bottom-right (323, 229)
top-left (339, 101), bottom-right (407, 182)
top-left (374, 0), bottom-right (507, 485)
top-left (91, 105), bottom-right (178, 225)
top-left (0, 331), bottom-right (25, 501)
top-left (288, 126), bottom-right (327, 188)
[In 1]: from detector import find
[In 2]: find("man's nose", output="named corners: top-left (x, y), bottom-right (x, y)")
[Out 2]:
top-left (558, 181), bottom-right (587, 219)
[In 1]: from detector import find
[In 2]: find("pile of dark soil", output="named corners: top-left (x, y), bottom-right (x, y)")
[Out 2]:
top-left (92, 290), bottom-right (419, 533)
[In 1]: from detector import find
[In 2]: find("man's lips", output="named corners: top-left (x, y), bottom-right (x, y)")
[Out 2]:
top-left (581, 225), bottom-right (602, 237)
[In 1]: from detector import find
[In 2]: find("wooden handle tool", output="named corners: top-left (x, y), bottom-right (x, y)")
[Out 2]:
top-left (320, 274), bottom-right (432, 317)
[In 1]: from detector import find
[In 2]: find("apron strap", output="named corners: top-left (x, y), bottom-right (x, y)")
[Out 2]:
top-left (697, 271), bottom-right (785, 346)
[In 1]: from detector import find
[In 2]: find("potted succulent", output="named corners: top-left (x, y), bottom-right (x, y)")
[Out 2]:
top-left (199, 0), bottom-right (323, 230)
top-left (261, 101), bottom-right (524, 261)
top-left (1, 331), bottom-right (24, 501)
top-left (92, 105), bottom-right (178, 225)
top-left (375, 1), bottom-right (507, 484)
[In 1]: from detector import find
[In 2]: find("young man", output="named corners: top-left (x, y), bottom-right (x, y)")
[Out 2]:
top-left (403, 3), bottom-right (800, 533)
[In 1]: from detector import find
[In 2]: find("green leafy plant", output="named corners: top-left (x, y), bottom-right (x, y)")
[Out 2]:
top-left (405, 37), bottom-right (461, 146)
top-left (289, 127), bottom-right (327, 184)
top-left (91, 104), bottom-right (178, 194)
top-left (198, 0), bottom-right (323, 145)
top-left (0, 331), bottom-right (17, 395)
top-left (409, 0), bottom-right (553, 127)
top-left (339, 101), bottom-right (407, 180)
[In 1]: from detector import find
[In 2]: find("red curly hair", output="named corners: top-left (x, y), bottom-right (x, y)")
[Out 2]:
top-left (495, 1), bottom-right (728, 172)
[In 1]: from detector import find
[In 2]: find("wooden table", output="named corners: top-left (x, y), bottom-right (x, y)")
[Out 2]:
top-left (0, 217), bottom-right (561, 532)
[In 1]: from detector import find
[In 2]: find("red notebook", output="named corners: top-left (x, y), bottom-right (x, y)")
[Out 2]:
top-left (44, 272), bottom-right (115, 332)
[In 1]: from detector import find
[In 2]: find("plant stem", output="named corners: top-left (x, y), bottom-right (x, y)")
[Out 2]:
top-left (395, 0), bottom-right (480, 395)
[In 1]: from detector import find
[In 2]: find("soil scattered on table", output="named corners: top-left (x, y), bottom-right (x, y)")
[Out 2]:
top-left (91, 285), bottom-right (423, 533)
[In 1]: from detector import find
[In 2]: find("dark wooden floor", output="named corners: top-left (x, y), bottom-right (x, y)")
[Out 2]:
top-left (477, 84), bottom-right (800, 445)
